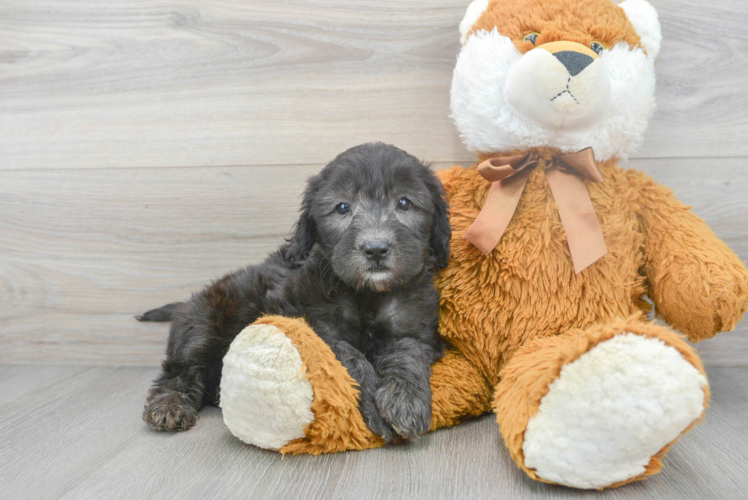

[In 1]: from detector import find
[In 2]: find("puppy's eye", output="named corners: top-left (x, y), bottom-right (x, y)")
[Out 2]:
top-left (524, 33), bottom-right (539, 45)
top-left (397, 197), bottom-right (412, 211)
top-left (335, 202), bottom-right (350, 215)
top-left (591, 41), bottom-right (605, 56)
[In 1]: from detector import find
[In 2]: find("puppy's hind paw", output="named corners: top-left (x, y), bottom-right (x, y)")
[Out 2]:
top-left (375, 380), bottom-right (431, 441)
top-left (143, 394), bottom-right (198, 432)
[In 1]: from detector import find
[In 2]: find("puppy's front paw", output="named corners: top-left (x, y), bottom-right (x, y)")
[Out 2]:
top-left (143, 393), bottom-right (197, 432)
top-left (375, 378), bottom-right (431, 440)
top-left (362, 406), bottom-right (400, 444)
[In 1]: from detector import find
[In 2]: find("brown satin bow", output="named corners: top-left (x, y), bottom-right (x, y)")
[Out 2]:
top-left (463, 147), bottom-right (608, 274)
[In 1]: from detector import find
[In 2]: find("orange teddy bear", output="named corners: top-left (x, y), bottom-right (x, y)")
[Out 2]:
top-left (219, 0), bottom-right (748, 489)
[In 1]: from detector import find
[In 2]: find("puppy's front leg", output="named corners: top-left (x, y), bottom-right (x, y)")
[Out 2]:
top-left (329, 341), bottom-right (398, 443)
top-left (374, 337), bottom-right (436, 440)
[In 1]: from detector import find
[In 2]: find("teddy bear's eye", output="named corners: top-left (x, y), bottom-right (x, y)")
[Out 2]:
top-left (524, 33), bottom-right (539, 45)
top-left (591, 41), bottom-right (605, 56)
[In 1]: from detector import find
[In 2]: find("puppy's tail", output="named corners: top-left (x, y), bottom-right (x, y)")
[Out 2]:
top-left (136, 302), bottom-right (183, 322)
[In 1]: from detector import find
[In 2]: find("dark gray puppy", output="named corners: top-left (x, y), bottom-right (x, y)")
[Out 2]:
top-left (139, 143), bottom-right (451, 442)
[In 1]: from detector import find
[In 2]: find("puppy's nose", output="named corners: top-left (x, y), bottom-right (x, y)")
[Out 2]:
top-left (363, 240), bottom-right (390, 264)
top-left (553, 51), bottom-right (594, 77)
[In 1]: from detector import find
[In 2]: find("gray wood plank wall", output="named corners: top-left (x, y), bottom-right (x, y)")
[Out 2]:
top-left (1, 0), bottom-right (747, 366)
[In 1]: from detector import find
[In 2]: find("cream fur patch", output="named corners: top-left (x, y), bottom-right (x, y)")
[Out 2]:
top-left (450, 29), bottom-right (656, 160)
top-left (619, 0), bottom-right (662, 59)
top-left (505, 47), bottom-right (611, 133)
top-left (522, 333), bottom-right (707, 489)
top-left (221, 324), bottom-right (314, 450)
top-left (459, 0), bottom-right (489, 45)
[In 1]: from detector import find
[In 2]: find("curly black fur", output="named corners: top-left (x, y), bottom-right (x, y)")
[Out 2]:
top-left (140, 143), bottom-right (450, 442)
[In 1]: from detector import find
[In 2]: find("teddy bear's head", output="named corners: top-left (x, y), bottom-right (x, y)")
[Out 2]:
top-left (451, 0), bottom-right (661, 161)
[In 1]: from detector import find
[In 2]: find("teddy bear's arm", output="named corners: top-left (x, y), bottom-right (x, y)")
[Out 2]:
top-left (635, 172), bottom-right (748, 341)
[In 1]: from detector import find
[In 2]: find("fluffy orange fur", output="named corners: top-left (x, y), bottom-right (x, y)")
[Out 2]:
top-left (435, 156), bottom-right (747, 383)
top-left (237, 0), bottom-right (748, 489)
top-left (494, 314), bottom-right (709, 488)
top-left (257, 316), bottom-right (384, 455)
top-left (265, 156), bottom-right (746, 463)
top-left (471, 0), bottom-right (642, 53)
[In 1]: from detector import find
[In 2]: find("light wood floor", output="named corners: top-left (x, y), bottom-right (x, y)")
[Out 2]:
top-left (1, 0), bottom-right (747, 498)
top-left (1, 365), bottom-right (746, 500)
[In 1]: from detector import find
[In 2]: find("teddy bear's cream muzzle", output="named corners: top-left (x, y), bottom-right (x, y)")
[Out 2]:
top-left (505, 41), bottom-right (611, 133)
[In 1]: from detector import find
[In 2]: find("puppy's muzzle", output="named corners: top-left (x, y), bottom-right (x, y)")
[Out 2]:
top-left (363, 239), bottom-right (391, 265)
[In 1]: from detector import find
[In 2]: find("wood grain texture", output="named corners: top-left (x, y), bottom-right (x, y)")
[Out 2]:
top-left (1, 0), bottom-right (747, 171)
top-left (1, 0), bottom-right (746, 497)
top-left (0, 366), bottom-right (746, 499)
top-left (1, 158), bottom-right (747, 365)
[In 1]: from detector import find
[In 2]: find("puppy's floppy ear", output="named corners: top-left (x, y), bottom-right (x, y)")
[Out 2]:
top-left (427, 174), bottom-right (452, 269)
top-left (285, 174), bottom-right (319, 263)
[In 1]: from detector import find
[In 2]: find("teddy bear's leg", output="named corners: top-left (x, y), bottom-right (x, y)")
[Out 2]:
top-left (220, 315), bottom-right (384, 455)
top-left (493, 315), bottom-right (709, 490)
top-left (429, 347), bottom-right (494, 430)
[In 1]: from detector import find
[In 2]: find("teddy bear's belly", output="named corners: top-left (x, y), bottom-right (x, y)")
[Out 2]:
top-left (436, 171), bottom-right (647, 380)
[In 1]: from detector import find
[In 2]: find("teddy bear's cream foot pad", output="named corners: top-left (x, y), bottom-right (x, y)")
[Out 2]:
top-left (220, 324), bottom-right (314, 450)
top-left (521, 333), bottom-right (708, 489)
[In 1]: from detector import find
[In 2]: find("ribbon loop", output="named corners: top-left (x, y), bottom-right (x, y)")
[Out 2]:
top-left (464, 148), bottom-right (608, 274)
top-left (476, 152), bottom-right (539, 183)
top-left (556, 147), bottom-right (604, 183)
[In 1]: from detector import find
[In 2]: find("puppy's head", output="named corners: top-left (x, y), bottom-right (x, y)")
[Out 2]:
top-left (286, 143), bottom-right (451, 292)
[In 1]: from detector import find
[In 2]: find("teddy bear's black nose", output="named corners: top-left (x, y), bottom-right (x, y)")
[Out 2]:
top-left (554, 51), bottom-right (594, 77)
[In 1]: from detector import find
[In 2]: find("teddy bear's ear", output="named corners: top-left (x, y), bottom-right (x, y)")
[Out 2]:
top-left (618, 0), bottom-right (662, 60)
top-left (459, 0), bottom-right (489, 45)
